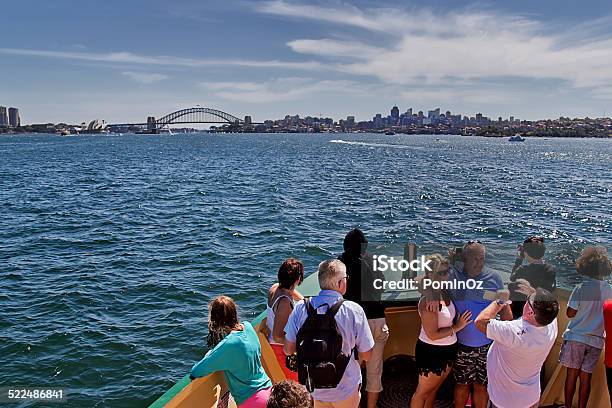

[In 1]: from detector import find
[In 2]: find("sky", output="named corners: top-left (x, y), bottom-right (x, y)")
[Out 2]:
top-left (2, 0), bottom-right (612, 124)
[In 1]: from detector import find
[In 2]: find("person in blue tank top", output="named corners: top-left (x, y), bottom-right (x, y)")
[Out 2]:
top-left (190, 296), bottom-right (272, 408)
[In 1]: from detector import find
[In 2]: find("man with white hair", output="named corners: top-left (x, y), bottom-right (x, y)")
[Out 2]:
top-left (285, 259), bottom-right (375, 408)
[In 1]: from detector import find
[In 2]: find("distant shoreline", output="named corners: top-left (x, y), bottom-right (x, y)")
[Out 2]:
top-left (1, 131), bottom-right (610, 139)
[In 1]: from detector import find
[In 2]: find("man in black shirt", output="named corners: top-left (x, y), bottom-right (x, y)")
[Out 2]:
top-left (338, 229), bottom-right (387, 408)
top-left (509, 236), bottom-right (556, 318)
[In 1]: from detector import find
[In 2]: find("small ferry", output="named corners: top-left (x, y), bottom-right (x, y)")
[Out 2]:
top-left (509, 134), bottom-right (526, 142)
top-left (150, 263), bottom-right (611, 408)
top-left (385, 130), bottom-right (396, 135)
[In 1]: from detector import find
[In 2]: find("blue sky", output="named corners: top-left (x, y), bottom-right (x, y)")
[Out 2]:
top-left (2, 0), bottom-right (612, 124)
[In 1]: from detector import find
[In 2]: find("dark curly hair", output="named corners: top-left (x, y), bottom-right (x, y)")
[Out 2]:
top-left (266, 380), bottom-right (312, 408)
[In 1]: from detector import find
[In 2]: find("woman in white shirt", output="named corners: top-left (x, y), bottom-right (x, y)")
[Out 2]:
top-left (411, 254), bottom-right (472, 408)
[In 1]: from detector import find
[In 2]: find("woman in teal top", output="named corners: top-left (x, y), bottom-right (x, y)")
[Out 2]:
top-left (191, 296), bottom-right (272, 407)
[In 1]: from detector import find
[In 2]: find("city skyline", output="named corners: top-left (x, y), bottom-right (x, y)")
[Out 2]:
top-left (2, 0), bottom-right (612, 123)
top-left (4, 102), bottom-right (610, 140)
top-left (2, 101), bottom-right (611, 128)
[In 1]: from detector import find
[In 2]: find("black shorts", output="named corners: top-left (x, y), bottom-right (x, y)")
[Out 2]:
top-left (415, 339), bottom-right (458, 377)
top-left (454, 343), bottom-right (490, 385)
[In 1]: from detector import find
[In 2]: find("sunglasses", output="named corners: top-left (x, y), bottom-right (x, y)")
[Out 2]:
top-left (527, 297), bottom-right (535, 311)
top-left (524, 236), bottom-right (544, 244)
top-left (466, 240), bottom-right (483, 246)
top-left (435, 268), bottom-right (450, 277)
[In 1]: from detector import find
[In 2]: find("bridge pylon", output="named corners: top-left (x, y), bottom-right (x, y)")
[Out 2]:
top-left (147, 116), bottom-right (158, 133)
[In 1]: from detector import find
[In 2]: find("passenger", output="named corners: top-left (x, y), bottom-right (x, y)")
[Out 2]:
top-left (190, 296), bottom-right (272, 408)
top-left (284, 259), bottom-right (375, 408)
top-left (445, 241), bottom-right (507, 408)
top-left (267, 258), bottom-right (304, 381)
top-left (266, 380), bottom-right (313, 408)
top-left (411, 254), bottom-right (473, 408)
top-left (604, 298), bottom-right (612, 404)
top-left (475, 283), bottom-right (559, 408)
top-left (560, 246), bottom-right (612, 408)
top-left (338, 228), bottom-right (388, 408)
top-left (509, 236), bottom-right (556, 318)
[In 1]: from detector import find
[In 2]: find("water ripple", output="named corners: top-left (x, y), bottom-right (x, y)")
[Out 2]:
top-left (0, 133), bottom-right (610, 407)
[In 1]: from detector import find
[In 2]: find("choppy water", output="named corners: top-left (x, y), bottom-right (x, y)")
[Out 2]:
top-left (0, 133), bottom-right (610, 407)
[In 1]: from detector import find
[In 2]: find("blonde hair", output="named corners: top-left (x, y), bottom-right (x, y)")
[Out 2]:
top-left (318, 259), bottom-right (347, 290)
top-left (424, 253), bottom-right (448, 277)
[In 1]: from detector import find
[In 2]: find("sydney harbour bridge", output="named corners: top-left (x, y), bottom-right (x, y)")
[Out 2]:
top-left (111, 107), bottom-right (259, 133)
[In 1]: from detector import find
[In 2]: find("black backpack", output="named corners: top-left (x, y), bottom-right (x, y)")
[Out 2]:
top-left (295, 298), bottom-right (351, 392)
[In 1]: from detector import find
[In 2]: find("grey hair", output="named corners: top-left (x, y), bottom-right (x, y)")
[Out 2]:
top-left (318, 259), bottom-right (347, 291)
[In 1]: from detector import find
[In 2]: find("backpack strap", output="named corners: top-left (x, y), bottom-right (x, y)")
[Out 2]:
top-left (304, 297), bottom-right (317, 317)
top-left (326, 299), bottom-right (345, 317)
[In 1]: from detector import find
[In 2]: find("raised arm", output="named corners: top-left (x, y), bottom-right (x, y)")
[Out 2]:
top-left (475, 301), bottom-right (507, 334)
top-left (511, 245), bottom-right (525, 275)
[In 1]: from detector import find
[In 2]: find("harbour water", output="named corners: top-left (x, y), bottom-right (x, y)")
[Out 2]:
top-left (0, 133), bottom-right (610, 407)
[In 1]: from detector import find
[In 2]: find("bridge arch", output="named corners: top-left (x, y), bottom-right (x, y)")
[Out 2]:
top-left (156, 107), bottom-right (243, 126)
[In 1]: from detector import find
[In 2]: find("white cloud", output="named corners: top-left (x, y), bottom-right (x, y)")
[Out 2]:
top-left (259, 0), bottom-right (537, 36)
top-left (199, 77), bottom-right (362, 103)
top-left (258, 1), bottom-right (612, 94)
top-left (199, 82), bottom-right (262, 92)
top-left (287, 39), bottom-right (383, 59)
top-left (0, 48), bottom-right (325, 71)
top-left (122, 71), bottom-right (168, 84)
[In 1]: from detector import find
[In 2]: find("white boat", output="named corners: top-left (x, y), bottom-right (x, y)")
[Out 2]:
top-left (509, 134), bottom-right (526, 142)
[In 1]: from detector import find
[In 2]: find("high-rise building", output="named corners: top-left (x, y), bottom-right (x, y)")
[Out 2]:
top-left (406, 108), bottom-right (413, 117)
top-left (510, 116), bottom-right (515, 123)
top-left (0, 106), bottom-right (8, 127)
top-left (346, 116), bottom-right (355, 127)
top-left (8, 107), bottom-right (20, 127)
top-left (391, 106), bottom-right (400, 119)
top-left (373, 113), bottom-right (382, 128)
